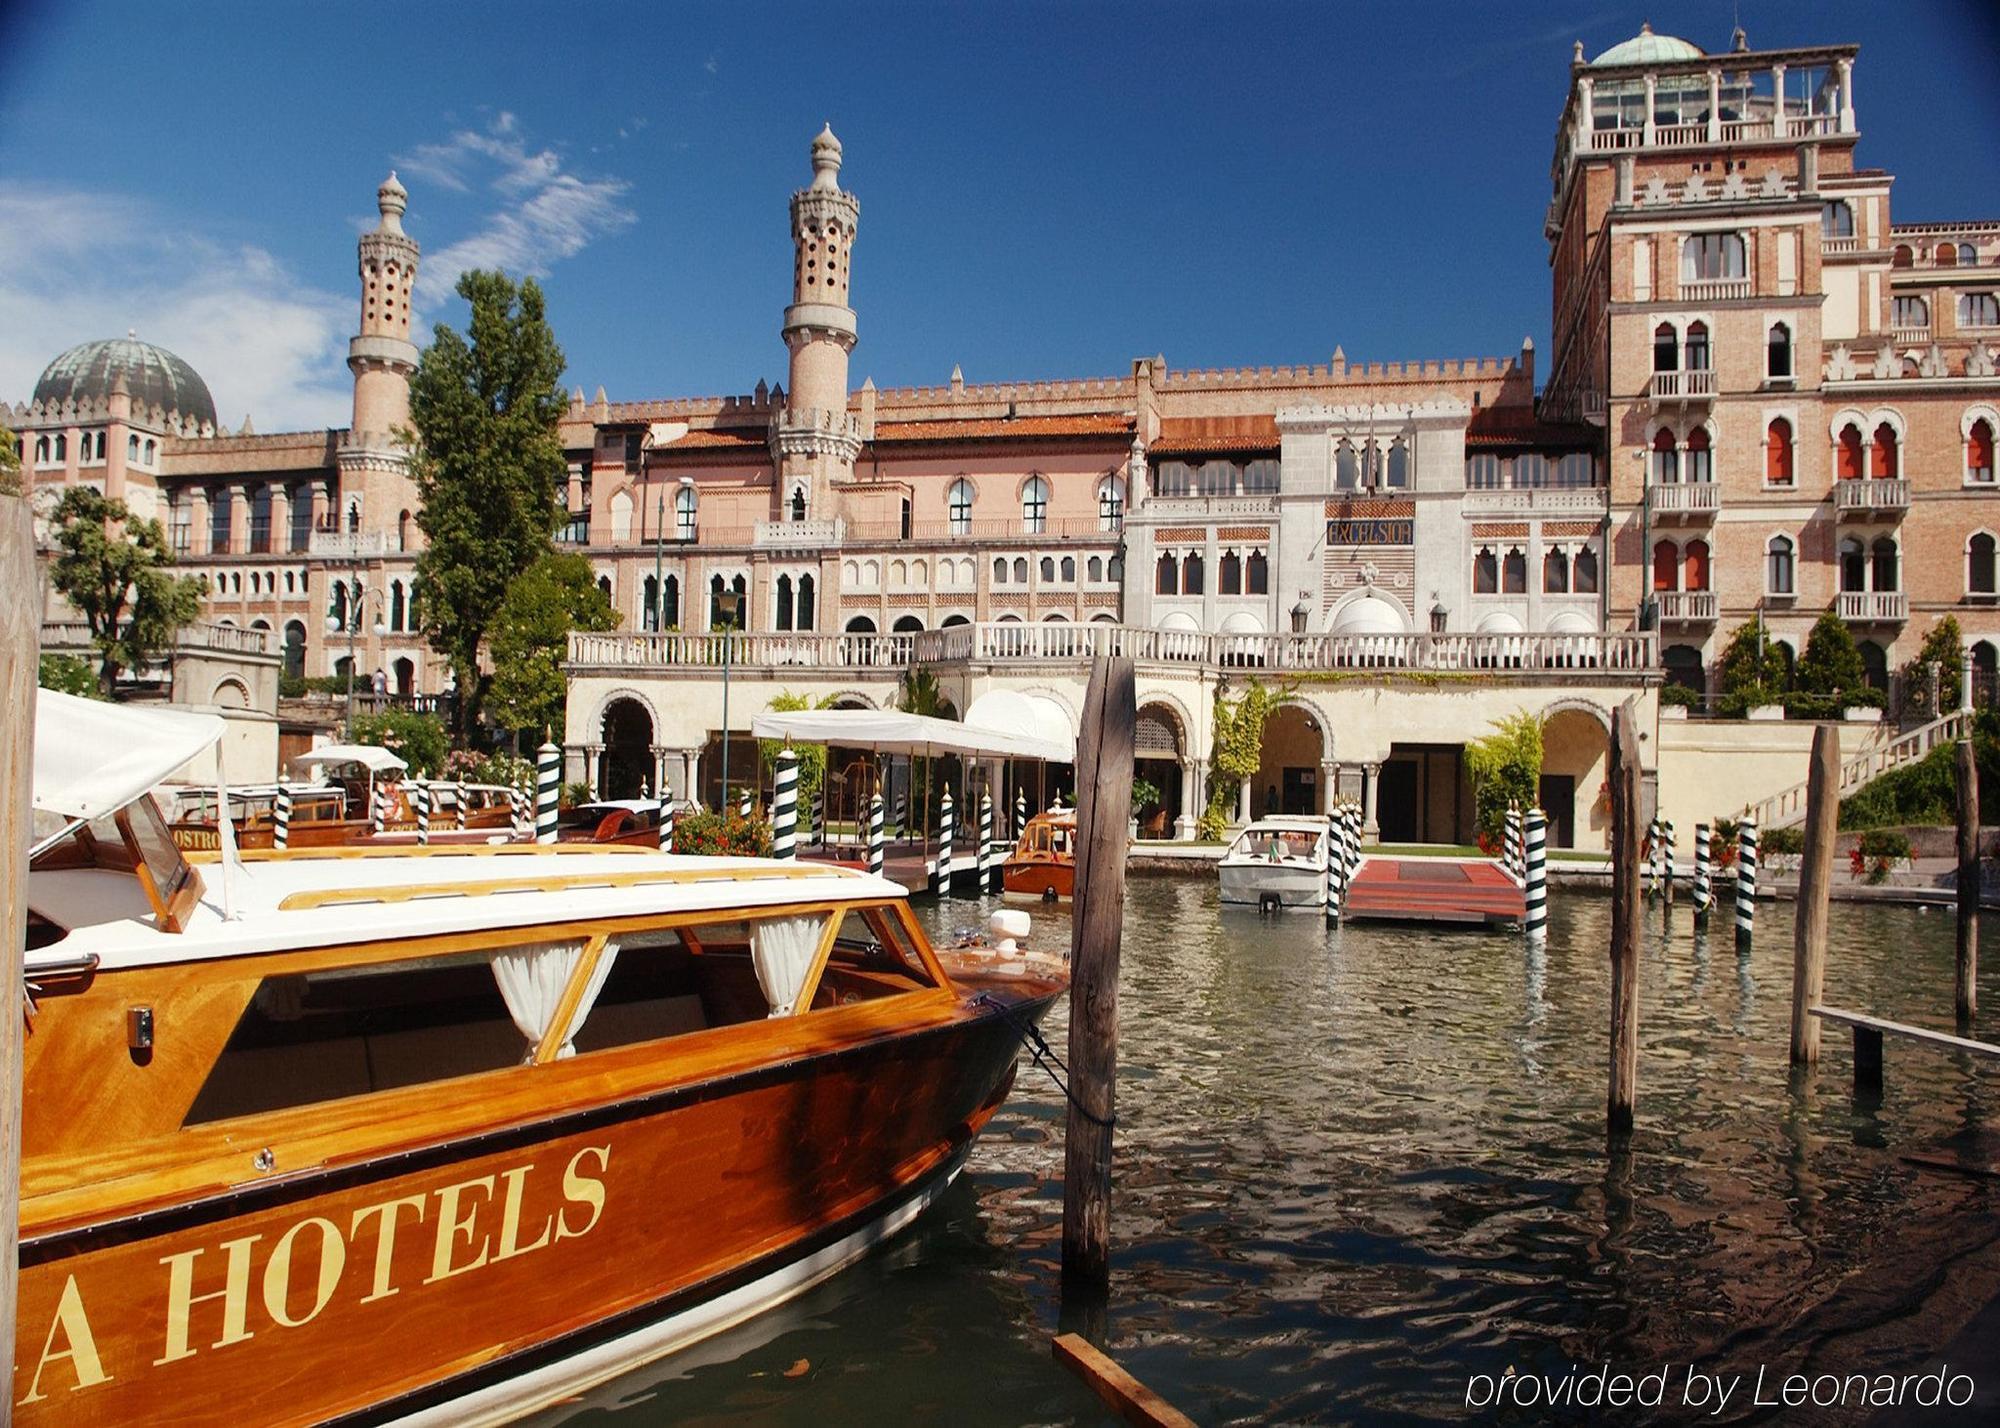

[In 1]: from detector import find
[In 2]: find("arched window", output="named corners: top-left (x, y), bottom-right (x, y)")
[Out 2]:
top-left (1335, 442), bottom-right (1360, 490)
top-left (346, 500), bottom-right (361, 533)
top-left (1959, 244), bottom-right (1979, 266)
top-left (1502, 548), bottom-right (1527, 594)
top-left (993, 556), bottom-right (1008, 585)
top-left (1012, 557), bottom-right (1027, 583)
top-left (1060, 556), bottom-right (1075, 582)
top-left (1835, 423), bottom-right (1864, 480)
top-left (1681, 232), bottom-right (1746, 281)
top-left (1108, 554), bottom-right (1124, 583)
top-left (1893, 295), bottom-right (1930, 329)
top-left (1651, 428), bottom-right (1678, 484)
top-left (329, 580), bottom-right (350, 629)
top-left (1683, 540), bottom-right (1710, 592)
top-left (142, 439), bottom-right (155, 463)
top-left (52, 434), bottom-right (66, 461)
top-left (390, 581), bottom-right (406, 632)
top-left (1652, 541), bottom-right (1679, 592)
top-left (774, 575), bottom-right (794, 631)
top-left (796, 573), bottom-right (815, 630)
top-left (1087, 556), bottom-right (1103, 582)
top-left (663, 574), bottom-right (680, 629)
top-left (1765, 419), bottom-right (1794, 485)
top-left (1871, 537), bottom-right (1899, 592)
top-left (1183, 552), bottom-right (1204, 595)
top-left (1096, 476), bottom-right (1124, 531)
top-left (642, 575), bottom-right (660, 631)
top-left (1573, 547), bottom-right (1599, 594)
top-left (1155, 553), bottom-right (1178, 595)
top-left (1465, 454), bottom-right (1501, 489)
top-left (1039, 556), bottom-right (1056, 583)
top-left (1766, 535), bottom-right (1796, 595)
top-left (1242, 459), bottom-right (1282, 494)
top-left (1543, 548), bottom-right (1569, 594)
top-left (1838, 537), bottom-right (1867, 592)
top-left (1021, 475), bottom-right (1049, 533)
top-left (675, 485), bottom-right (698, 540)
top-left (282, 621), bottom-right (307, 680)
top-left (1969, 534), bottom-right (1997, 596)
top-left (1685, 426), bottom-right (1713, 483)
top-left (1766, 322), bottom-right (1791, 379)
top-left (398, 509), bottom-right (412, 552)
top-left (1685, 321), bottom-right (1710, 372)
top-left (1970, 419), bottom-right (1997, 484)
top-left (789, 488), bottom-right (807, 523)
top-left (1893, 244), bottom-right (1913, 268)
top-left (1820, 201), bottom-right (1853, 238)
top-left (1153, 462), bottom-right (1191, 497)
top-left (33, 437), bottom-right (47, 464)
top-left (1937, 243), bottom-right (1958, 267)
top-left (1871, 422), bottom-right (1899, 479)
top-left (947, 478), bottom-right (974, 535)
top-left (126, 433), bottom-right (139, 460)
top-left (1219, 551), bottom-right (1242, 595)
top-left (1663, 645), bottom-right (1705, 693)
top-left (1473, 547), bottom-right (1498, 594)
top-left (1384, 441), bottom-right (1410, 488)
top-left (1961, 294), bottom-right (2000, 328)
top-left (1246, 550), bottom-right (1268, 595)
top-left (1653, 323), bottom-right (1678, 373)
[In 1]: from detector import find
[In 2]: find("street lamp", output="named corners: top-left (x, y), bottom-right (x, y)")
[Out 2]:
top-left (323, 587), bottom-right (387, 738)
top-left (716, 587), bottom-right (742, 810)
top-left (1290, 598), bottom-right (1311, 635)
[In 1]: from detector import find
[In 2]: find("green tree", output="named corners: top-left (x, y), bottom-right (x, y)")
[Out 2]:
top-left (760, 691), bottom-right (836, 809)
top-left (486, 553), bottom-right (620, 737)
top-left (1900, 615), bottom-right (1965, 716)
top-left (45, 486), bottom-right (205, 696)
top-left (407, 270), bottom-right (569, 735)
top-left (1796, 609), bottom-right (1867, 699)
top-left (1715, 620), bottom-right (1790, 717)
top-left (349, 708), bottom-right (449, 777)
top-left (1464, 710), bottom-right (1543, 842)
top-left (1198, 679), bottom-right (1275, 839)
top-left (38, 654), bottom-right (103, 699)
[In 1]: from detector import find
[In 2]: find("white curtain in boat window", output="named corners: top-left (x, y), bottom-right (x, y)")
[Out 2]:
top-left (492, 939), bottom-right (620, 1059)
top-left (750, 914), bottom-right (828, 1017)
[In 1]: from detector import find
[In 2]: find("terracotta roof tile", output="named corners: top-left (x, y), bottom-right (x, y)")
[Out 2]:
top-left (1147, 416), bottom-right (1280, 456)
top-left (869, 414), bottom-right (1133, 443)
top-left (1464, 406), bottom-right (1598, 452)
top-left (652, 428), bottom-right (769, 451)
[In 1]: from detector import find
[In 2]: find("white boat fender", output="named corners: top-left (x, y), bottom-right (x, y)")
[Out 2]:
top-left (988, 909), bottom-right (1031, 953)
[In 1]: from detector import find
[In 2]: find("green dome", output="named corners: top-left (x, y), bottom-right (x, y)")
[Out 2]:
top-left (1593, 23), bottom-right (1703, 67)
top-left (33, 336), bottom-right (217, 427)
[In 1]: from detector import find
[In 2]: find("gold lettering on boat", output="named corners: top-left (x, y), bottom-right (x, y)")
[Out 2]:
top-left (18, 1275), bottom-right (110, 1405)
top-left (492, 1164), bottom-right (555, 1263)
top-left (156, 1235), bottom-right (261, 1365)
top-left (261, 1217), bottom-right (345, 1328)
top-left (557, 1146), bottom-right (609, 1240)
top-left (426, 1175), bottom-right (496, 1283)
top-left (350, 1193), bottom-right (428, 1303)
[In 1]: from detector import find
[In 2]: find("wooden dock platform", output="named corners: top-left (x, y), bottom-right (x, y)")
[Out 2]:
top-left (1344, 855), bottom-right (1524, 927)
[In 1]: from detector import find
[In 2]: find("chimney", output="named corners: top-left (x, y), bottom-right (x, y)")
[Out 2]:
top-left (1797, 142), bottom-right (1820, 196)
top-left (1615, 154), bottom-right (1636, 206)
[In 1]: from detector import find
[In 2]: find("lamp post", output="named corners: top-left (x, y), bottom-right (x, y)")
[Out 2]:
top-left (323, 585), bottom-right (388, 739)
top-left (717, 587), bottom-right (742, 809)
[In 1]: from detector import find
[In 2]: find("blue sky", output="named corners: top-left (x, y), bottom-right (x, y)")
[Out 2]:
top-left (2, 1), bottom-right (1995, 430)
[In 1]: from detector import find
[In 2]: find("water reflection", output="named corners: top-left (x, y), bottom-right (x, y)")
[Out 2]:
top-left (556, 881), bottom-right (2000, 1425)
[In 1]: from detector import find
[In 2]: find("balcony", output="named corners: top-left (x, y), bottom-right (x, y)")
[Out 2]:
top-left (1838, 591), bottom-right (1908, 624)
top-left (1891, 326), bottom-right (1932, 346)
top-left (754, 518), bottom-right (844, 548)
top-left (1463, 486), bottom-right (1608, 516)
top-left (1656, 590), bottom-right (1718, 624)
top-left (1822, 236), bottom-right (1859, 256)
top-left (1646, 368), bottom-right (1716, 408)
top-left (1648, 482), bottom-right (1719, 520)
top-left (1680, 279), bottom-right (1752, 303)
top-left (310, 530), bottom-right (396, 559)
top-left (843, 515), bottom-right (1118, 544)
top-left (1832, 478), bottom-right (1910, 518)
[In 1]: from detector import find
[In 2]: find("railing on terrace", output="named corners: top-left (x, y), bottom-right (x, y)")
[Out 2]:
top-left (41, 620), bottom-right (274, 658)
top-left (1463, 487), bottom-right (1609, 514)
top-left (754, 519), bottom-right (844, 547)
top-left (1680, 279), bottom-right (1752, 302)
top-left (310, 531), bottom-right (397, 559)
top-left (1647, 369), bottom-right (1718, 403)
top-left (1649, 483), bottom-right (1720, 517)
top-left (1136, 496), bottom-right (1281, 521)
top-left (1655, 591), bottom-right (1718, 623)
top-left (569, 624), bottom-right (1658, 676)
top-left (844, 516), bottom-right (1119, 543)
top-left (1832, 477), bottom-right (1910, 513)
top-left (1837, 590), bottom-right (1908, 623)
top-left (1890, 325), bottom-right (1932, 345)
top-left (1749, 709), bottom-right (1972, 831)
top-left (1823, 236), bottom-right (1859, 256)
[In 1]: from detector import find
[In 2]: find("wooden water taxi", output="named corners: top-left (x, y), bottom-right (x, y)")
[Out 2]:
top-left (1217, 816), bottom-right (1331, 909)
top-left (19, 691), bottom-right (1065, 1424)
top-left (1001, 809), bottom-right (1075, 901)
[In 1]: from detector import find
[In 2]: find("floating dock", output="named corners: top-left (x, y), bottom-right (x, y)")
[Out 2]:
top-left (1344, 855), bottom-right (1525, 927)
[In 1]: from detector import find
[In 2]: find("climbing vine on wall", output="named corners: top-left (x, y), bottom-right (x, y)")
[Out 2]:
top-left (1198, 679), bottom-right (1277, 839)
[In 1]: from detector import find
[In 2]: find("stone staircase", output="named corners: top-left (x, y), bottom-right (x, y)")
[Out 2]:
top-left (1746, 709), bottom-right (1974, 831)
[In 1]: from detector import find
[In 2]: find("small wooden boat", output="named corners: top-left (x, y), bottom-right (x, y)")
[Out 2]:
top-left (1217, 816), bottom-right (1331, 909)
top-left (1002, 809), bottom-right (1075, 901)
top-left (559, 798), bottom-right (671, 848)
top-left (19, 691), bottom-right (1065, 1424)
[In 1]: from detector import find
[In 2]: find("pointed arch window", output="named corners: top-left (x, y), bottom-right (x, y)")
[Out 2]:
top-left (1182, 552), bottom-right (1205, 595)
top-left (391, 581), bottom-right (407, 632)
top-left (1653, 323), bottom-right (1678, 373)
top-left (1384, 441), bottom-right (1410, 488)
top-left (1838, 538), bottom-right (1867, 592)
top-left (1969, 418), bottom-right (1997, 484)
top-left (1871, 537), bottom-right (1899, 592)
top-left (789, 488), bottom-right (807, 523)
top-left (1219, 551), bottom-right (1242, 595)
top-left (1473, 547), bottom-right (1498, 594)
top-left (1766, 535), bottom-right (1796, 595)
top-left (1685, 427), bottom-right (1713, 483)
top-left (1766, 322), bottom-right (1792, 379)
top-left (1683, 539), bottom-right (1711, 593)
top-left (775, 574), bottom-right (794, 631)
top-left (1502, 548), bottom-right (1527, 594)
top-left (661, 574), bottom-right (679, 629)
top-left (1765, 419), bottom-right (1794, 485)
top-left (675, 485), bottom-right (698, 540)
top-left (1685, 321), bottom-right (1710, 372)
top-left (1970, 534), bottom-right (1997, 596)
top-left (797, 573), bottom-right (815, 630)
top-left (1335, 442), bottom-right (1360, 490)
top-left (1652, 541), bottom-right (1679, 593)
top-left (1573, 547), bottom-right (1599, 594)
top-left (1543, 548), bottom-right (1570, 594)
top-left (1651, 428), bottom-right (1679, 484)
top-left (948, 478), bottom-right (974, 535)
top-left (1155, 553), bottom-right (1179, 595)
top-left (1021, 475), bottom-right (1049, 533)
top-left (1097, 475), bottom-right (1125, 531)
top-left (1835, 423), bottom-right (1864, 480)
top-left (643, 575), bottom-right (660, 631)
top-left (1246, 550), bottom-right (1268, 595)
top-left (1871, 423), bottom-right (1899, 479)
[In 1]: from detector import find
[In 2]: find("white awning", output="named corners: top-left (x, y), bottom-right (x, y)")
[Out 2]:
top-left (750, 709), bottom-right (1072, 763)
top-left (291, 743), bottom-right (409, 774)
top-left (963, 689), bottom-right (1075, 748)
top-left (34, 689), bottom-right (224, 821)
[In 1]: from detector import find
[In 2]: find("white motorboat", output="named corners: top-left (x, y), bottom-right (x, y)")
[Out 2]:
top-left (1217, 815), bottom-right (1331, 909)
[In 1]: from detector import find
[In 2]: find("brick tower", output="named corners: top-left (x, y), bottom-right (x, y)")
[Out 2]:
top-left (771, 126), bottom-right (861, 519)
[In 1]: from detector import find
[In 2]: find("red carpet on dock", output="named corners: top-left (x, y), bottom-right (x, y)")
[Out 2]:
top-left (1344, 856), bottom-right (1525, 927)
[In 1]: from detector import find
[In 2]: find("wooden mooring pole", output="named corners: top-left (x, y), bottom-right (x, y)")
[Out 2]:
top-left (1790, 724), bottom-right (1839, 1066)
top-left (1958, 737), bottom-right (1980, 1024)
top-left (2, 489), bottom-right (37, 1416)
top-left (1607, 699), bottom-right (1642, 1134)
top-left (1062, 654), bottom-right (1135, 1289)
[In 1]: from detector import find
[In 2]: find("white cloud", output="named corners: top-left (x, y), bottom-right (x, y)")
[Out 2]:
top-left (0, 183), bottom-right (353, 431)
top-left (396, 114), bottom-right (635, 303)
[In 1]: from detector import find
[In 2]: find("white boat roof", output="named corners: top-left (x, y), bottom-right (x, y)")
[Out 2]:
top-left (292, 744), bottom-right (408, 774)
top-left (751, 708), bottom-right (1072, 763)
top-left (34, 690), bottom-right (224, 822)
top-left (28, 849), bottom-right (909, 973)
top-left (1239, 816), bottom-right (1330, 832)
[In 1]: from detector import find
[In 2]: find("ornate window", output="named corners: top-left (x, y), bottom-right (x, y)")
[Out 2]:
top-left (1573, 548), bottom-right (1599, 594)
top-left (1021, 475), bottom-right (1049, 534)
top-left (1766, 535), bottom-right (1795, 595)
top-left (1096, 476), bottom-right (1124, 531)
top-left (1651, 428), bottom-right (1678, 484)
top-left (1335, 442), bottom-right (1360, 490)
top-left (1835, 423), bottom-right (1864, 480)
top-left (1182, 552), bottom-right (1204, 596)
top-left (1543, 548), bottom-right (1569, 594)
top-left (1246, 550), bottom-right (1268, 595)
top-left (1383, 441), bottom-right (1410, 489)
top-left (1472, 547), bottom-right (1498, 595)
top-left (1683, 540), bottom-right (1710, 593)
top-left (789, 488), bottom-right (807, 522)
top-left (1685, 427), bottom-right (1713, 483)
top-left (675, 486), bottom-right (697, 540)
top-left (1502, 548), bottom-right (1527, 594)
top-left (1039, 556), bottom-right (1056, 583)
top-left (1652, 541), bottom-right (1679, 593)
top-left (1060, 556), bottom-right (1075, 582)
top-left (1653, 322), bottom-right (1678, 373)
top-left (949, 478), bottom-right (974, 534)
top-left (1969, 418), bottom-right (1996, 484)
top-left (1766, 322), bottom-right (1792, 379)
top-left (1871, 537), bottom-right (1899, 592)
top-left (1970, 533), bottom-right (1997, 596)
top-left (1685, 320), bottom-right (1711, 372)
top-left (1961, 293), bottom-right (2000, 328)
top-left (1871, 422), bottom-right (1899, 479)
top-left (1155, 554), bottom-right (1177, 595)
top-left (1219, 551), bottom-right (1242, 595)
top-left (1765, 419), bottom-right (1794, 485)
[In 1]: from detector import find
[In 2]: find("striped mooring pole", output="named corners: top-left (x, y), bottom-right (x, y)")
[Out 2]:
top-left (1523, 808), bottom-right (1548, 944)
top-left (1643, 819), bottom-right (1659, 900)
top-left (1659, 819), bottom-right (1676, 905)
top-left (1325, 811), bottom-right (1346, 925)
top-left (658, 800), bottom-right (677, 852)
top-left (1345, 803), bottom-right (1362, 885)
top-left (895, 793), bottom-right (908, 841)
top-left (772, 749), bottom-right (799, 861)
top-left (370, 781), bottom-right (387, 836)
top-left (935, 788), bottom-right (955, 898)
top-left (1504, 805), bottom-right (1523, 880)
top-left (454, 778), bottom-right (468, 831)
top-left (740, 789), bottom-right (753, 820)
top-left (1735, 817), bottom-right (1758, 945)
top-left (1014, 787), bottom-right (1027, 842)
top-left (535, 742), bottom-right (560, 845)
top-left (811, 790), bottom-right (824, 848)
top-left (415, 779), bottom-right (432, 846)
top-left (273, 783), bottom-right (292, 851)
top-left (1691, 821), bottom-right (1712, 919)
top-left (868, 793), bottom-right (886, 876)
top-left (980, 790), bottom-right (999, 894)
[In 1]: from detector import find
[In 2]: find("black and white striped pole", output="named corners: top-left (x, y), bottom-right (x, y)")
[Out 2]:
top-left (934, 788), bottom-right (955, 897)
top-left (740, 788), bottom-right (753, 820)
top-left (980, 789), bottom-right (999, 893)
top-left (895, 792), bottom-right (908, 842)
top-left (1643, 819), bottom-right (1658, 901)
top-left (1505, 805), bottom-right (1522, 880)
top-left (1524, 808), bottom-right (1548, 944)
top-left (1659, 818), bottom-right (1676, 906)
top-left (370, 780), bottom-right (387, 837)
top-left (1691, 821), bottom-right (1712, 920)
top-left (1735, 817), bottom-right (1758, 946)
top-left (273, 782), bottom-right (292, 851)
top-left (536, 742), bottom-right (560, 845)
top-left (454, 778), bottom-right (468, 832)
top-left (658, 799), bottom-right (676, 852)
top-left (772, 749), bottom-right (799, 861)
top-left (415, 779), bottom-right (432, 846)
top-left (868, 792), bottom-right (885, 876)
top-left (1325, 811), bottom-right (1345, 925)
top-left (1345, 803), bottom-right (1362, 886)
top-left (1014, 786), bottom-right (1027, 842)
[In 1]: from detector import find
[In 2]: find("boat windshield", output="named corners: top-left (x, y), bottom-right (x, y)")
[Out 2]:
top-left (1233, 829), bottom-right (1320, 862)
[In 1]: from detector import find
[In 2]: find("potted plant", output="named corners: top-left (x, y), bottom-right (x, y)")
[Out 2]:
top-left (1130, 776), bottom-right (1163, 839)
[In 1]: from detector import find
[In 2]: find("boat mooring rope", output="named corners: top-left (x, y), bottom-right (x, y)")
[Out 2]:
top-left (974, 992), bottom-right (1115, 1129)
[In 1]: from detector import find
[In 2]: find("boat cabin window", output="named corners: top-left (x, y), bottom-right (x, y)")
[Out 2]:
top-left (184, 946), bottom-right (535, 1125)
top-left (1233, 829), bottom-right (1319, 861)
top-left (33, 799), bottom-right (201, 931)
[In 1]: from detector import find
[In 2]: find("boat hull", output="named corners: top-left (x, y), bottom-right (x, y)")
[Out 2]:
top-left (1001, 859), bottom-right (1073, 901)
top-left (13, 990), bottom-right (1055, 1425)
top-left (1217, 861), bottom-right (1326, 908)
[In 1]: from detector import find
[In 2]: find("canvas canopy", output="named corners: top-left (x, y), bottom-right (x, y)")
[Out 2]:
top-left (748, 709), bottom-right (1073, 764)
top-left (33, 689), bottom-right (224, 821)
top-left (291, 743), bottom-right (409, 775)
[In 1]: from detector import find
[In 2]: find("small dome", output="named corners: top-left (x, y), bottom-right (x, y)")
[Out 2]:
top-left (1592, 22), bottom-right (1703, 67)
top-left (1330, 593), bottom-right (1410, 636)
top-left (33, 337), bottom-right (216, 427)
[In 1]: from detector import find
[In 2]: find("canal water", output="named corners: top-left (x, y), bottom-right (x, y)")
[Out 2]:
top-left (545, 880), bottom-right (2000, 1426)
